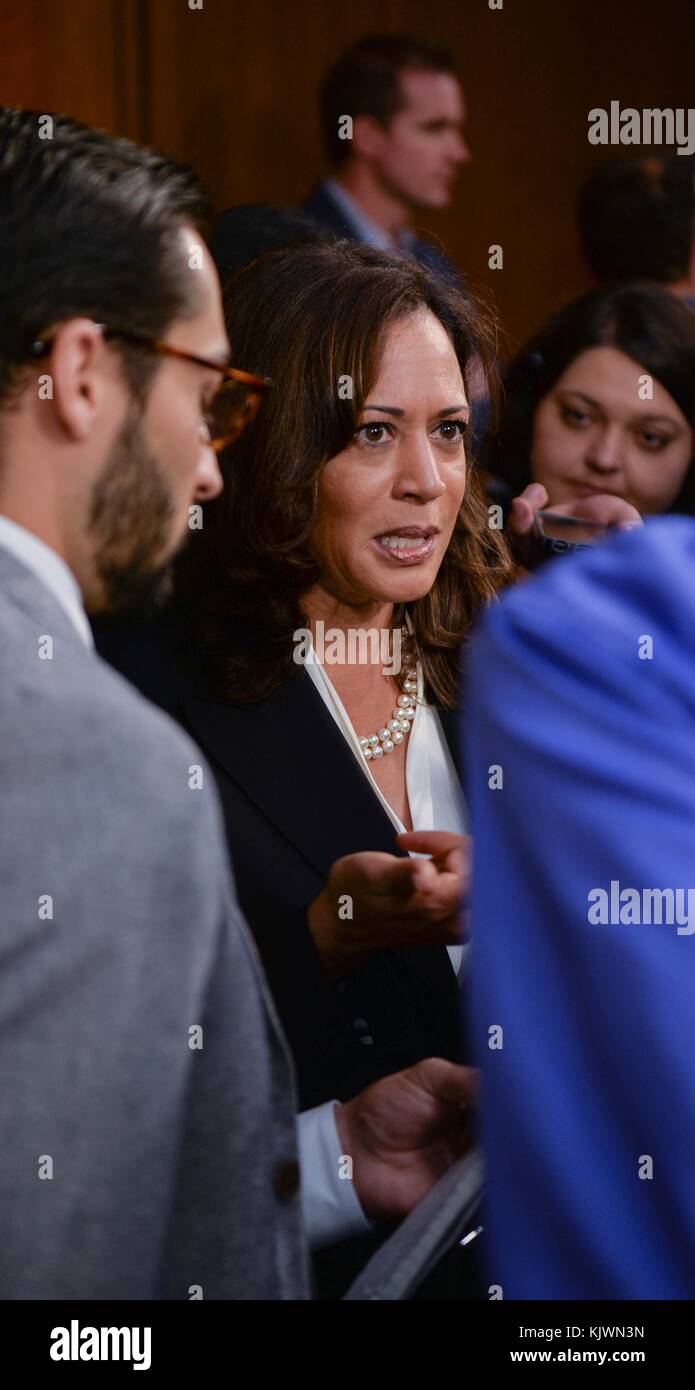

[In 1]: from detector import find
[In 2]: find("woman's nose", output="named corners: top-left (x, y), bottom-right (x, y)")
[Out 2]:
top-left (393, 438), bottom-right (448, 501)
top-left (585, 425), bottom-right (623, 473)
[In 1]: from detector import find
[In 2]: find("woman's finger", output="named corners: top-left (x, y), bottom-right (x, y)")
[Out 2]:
top-left (555, 494), bottom-right (642, 528)
top-left (396, 830), bottom-right (468, 856)
top-left (507, 482), bottom-right (549, 535)
top-left (356, 851), bottom-right (438, 898)
top-left (396, 833), bottom-right (470, 885)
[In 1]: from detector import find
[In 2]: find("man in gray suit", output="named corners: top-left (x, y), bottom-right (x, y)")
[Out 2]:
top-left (0, 108), bottom-right (473, 1299)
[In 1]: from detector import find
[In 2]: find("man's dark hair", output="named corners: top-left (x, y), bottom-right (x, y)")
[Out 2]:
top-left (0, 107), bottom-right (211, 405)
top-left (318, 34), bottom-right (458, 167)
top-left (578, 155), bottom-right (695, 285)
top-left (209, 204), bottom-right (322, 283)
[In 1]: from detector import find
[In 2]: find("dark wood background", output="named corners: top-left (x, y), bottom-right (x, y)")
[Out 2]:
top-left (1, 0), bottom-right (693, 351)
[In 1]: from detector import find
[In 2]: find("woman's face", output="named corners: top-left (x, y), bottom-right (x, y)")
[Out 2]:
top-left (309, 310), bottom-right (469, 607)
top-left (531, 346), bottom-right (692, 515)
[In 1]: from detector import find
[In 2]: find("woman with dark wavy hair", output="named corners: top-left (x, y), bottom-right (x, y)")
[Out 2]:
top-left (196, 241), bottom-right (511, 702)
top-left (488, 282), bottom-right (695, 518)
top-left (173, 239), bottom-right (513, 1089)
top-left (99, 237), bottom-right (518, 1117)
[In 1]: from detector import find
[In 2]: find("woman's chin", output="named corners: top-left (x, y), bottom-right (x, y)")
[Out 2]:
top-left (367, 567), bottom-right (438, 605)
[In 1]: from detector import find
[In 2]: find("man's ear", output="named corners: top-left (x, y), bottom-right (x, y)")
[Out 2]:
top-left (43, 319), bottom-right (114, 442)
top-left (351, 113), bottom-right (390, 162)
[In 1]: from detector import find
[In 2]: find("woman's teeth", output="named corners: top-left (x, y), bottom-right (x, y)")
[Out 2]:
top-left (379, 535), bottom-right (428, 550)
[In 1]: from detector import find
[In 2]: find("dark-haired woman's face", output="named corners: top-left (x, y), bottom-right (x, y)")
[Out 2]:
top-left (308, 310), bottom-right (469, 608)
top-left (530, 347), bottom-right (689, 517)
top-left (531, 347), bottom-right (692, 514)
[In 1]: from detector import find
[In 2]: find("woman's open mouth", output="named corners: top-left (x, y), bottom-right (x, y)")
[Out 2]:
top-left (373, 528), bottom-right (438, 565)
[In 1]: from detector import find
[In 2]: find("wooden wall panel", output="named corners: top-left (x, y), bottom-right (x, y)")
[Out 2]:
top-left (1, 0), bottom-right (693, 347)
top-left (0, 0), bottom-right (130, 133)
top-left (137, 0), bottom-right (695, 348)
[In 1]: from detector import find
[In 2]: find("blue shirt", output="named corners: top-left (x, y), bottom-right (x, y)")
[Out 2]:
top-left (465, 518), bottom-right (695, 1298)
top-left (322, 178), bottom-right (420, 254)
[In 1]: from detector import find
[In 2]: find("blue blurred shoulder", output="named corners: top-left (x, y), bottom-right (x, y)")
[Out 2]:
top-left (481, 518), bottom-right (695, 660)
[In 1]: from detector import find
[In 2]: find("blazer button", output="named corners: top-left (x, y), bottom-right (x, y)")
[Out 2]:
top-left (352, 1018), bottom-right (374, 1044)
top-left (273, 1159), bottom-right (300, 1202)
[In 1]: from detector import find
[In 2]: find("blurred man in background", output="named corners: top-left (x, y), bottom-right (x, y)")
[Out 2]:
top-left (303, 34), bottom-right (469, 282)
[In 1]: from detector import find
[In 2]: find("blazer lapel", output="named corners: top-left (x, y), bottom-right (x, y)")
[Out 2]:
top-left (436, 704), bottom-right (463, 783)
top-left (181, 669), bottom-right (403, 877)
top-left (180, 669), bottom-right (458, 1007)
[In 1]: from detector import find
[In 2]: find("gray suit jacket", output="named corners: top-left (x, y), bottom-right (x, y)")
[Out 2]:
top-left (0, 546), bottom-right (311, 1299)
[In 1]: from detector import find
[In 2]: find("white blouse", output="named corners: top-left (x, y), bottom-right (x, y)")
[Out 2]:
top-left (304, 642), bottom-right (467, 975)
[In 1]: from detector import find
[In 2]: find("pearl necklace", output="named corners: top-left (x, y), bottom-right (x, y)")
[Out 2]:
top-left (358, 665), bottom-right (418, 761)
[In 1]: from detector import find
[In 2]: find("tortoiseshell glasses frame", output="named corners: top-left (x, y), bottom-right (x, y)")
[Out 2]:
top-left (30, 323), bottom-right (271, 453)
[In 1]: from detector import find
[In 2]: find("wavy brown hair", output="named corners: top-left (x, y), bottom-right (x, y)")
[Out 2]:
top-left (177, 239), bottom-right (515, 709)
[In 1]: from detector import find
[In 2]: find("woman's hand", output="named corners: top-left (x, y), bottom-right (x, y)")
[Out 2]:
top-left (507, 482), bottom-right (642, 568)
top-left (509, 481), bottom-right (643, 535)
top-left (307, 831), bottom-right (470, 982)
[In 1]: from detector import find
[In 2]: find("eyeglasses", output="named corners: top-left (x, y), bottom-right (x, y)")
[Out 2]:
top-left (30, 323), bottom-right (271, 453)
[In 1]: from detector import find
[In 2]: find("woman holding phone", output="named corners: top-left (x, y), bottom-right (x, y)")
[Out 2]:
top-left (488, 283), bottom-right (695, 526)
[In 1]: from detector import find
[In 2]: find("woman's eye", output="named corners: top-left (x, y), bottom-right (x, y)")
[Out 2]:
top-left (639, 430), bottom-right (670, 451)
top-left (356, 422), bottom-right (392, 444)
top-left (435, 419), bottom-right (468, 442)
top-left (561, 405), bottom-right (591, 427)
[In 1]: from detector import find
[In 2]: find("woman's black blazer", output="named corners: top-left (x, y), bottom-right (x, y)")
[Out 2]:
top-left (94, 612), bottom-right (465, 1111)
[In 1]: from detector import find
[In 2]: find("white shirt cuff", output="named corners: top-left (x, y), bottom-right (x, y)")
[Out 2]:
top-left (297, 1101), bottom-right (374, 1250)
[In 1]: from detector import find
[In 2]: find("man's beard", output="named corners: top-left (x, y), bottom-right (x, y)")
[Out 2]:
top-left (87, 405), bottom-right (181, 616)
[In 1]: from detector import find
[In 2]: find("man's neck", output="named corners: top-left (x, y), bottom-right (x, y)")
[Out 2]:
top-left (0, 495), bottom-right (66, 564)
top-left (0, 475), bottom-right (86, 600)
top-left (333, 165), bottom-right (410, 242)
